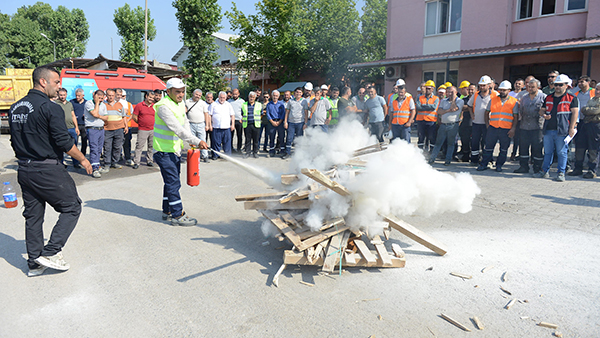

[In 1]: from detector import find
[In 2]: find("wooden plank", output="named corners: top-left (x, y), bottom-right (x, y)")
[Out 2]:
top-left (391, 243), bottom-right (405, 258)
top-left (300, 168), bottom-right (351, 196)
top-left (283, 250), bottom-right (405, 268)
top-left (319, 217), bottom-right (345, 231)
top-left (296, 224), bottom-right (349, 251)
top-left (297, 230), bottom-right (321, 240)
top-left (381, 213), bottom-right (448, 256)
top-left (344, 250), bottom-right (357, 265)
top-left (538, 322), bottom-right (559, 329)
top-left (353, 239), bottom-right (377, 263)
top-left (281, 174), bottom-right (299, 185)
top-left (313, 239), bottom-right (329, 262)
top-left (235, 191), bottom-right (287, 201)
top-left (450, 272), bottom-right (473, 279)
top-left (272, 263), bottom-right (286, 287)
top-left (279, 211), bottom-right (302, 229)
top-left (440, 313), bottom-right (471, 332)
top-left (322, 231), bottom-right (350, 273)
top-left (244, 199), bottom-right (312, 210)
top-left (371, 235), bottom-right (392, 267)
top-left (279, 187), bottom-right (303, 203)
top-left (472, 316), bottom-right (484, 330)
top-left (261, 211), bottom-right (303, 248)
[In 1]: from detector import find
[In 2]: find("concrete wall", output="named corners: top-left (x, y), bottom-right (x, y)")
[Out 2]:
top-left (585, 0), bottom-right (600, 38)
top-left (460, 0), bottom-right (511, 50)
top-left (511, 12), bottom-right (587, 44)
top-left (457, 57), bottom-right (506, 85)
top-left (423, 32), bottom-right (461, 55)
top-left (387, 0), bottom-right (425, 58)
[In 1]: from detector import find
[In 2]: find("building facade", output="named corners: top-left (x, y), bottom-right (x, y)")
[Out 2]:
top-left (352, 0), bottom-right (600, 94)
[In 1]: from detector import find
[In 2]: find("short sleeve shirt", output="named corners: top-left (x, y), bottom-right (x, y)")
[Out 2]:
top-left (365, 95), bottom-right (386, 123)
top-left (228, 98), bottom-right (245, 121)
top-left (468, 92), bottom-right (492, 124)
top-left (519, 91), bottom-right (546, 130)
top-left (70, 98), bottom-right (86, 125)
top-left (286, 98), bottom-right (305, 123)
top-left (84, 100), bottom-right (108, 128)
top-left (133, 101), bottom-right (155, 131)
top-left (309, 98), bottom-right (332, 126)
top-left (185, 98), bottom-right (208, 123)
top-left (209, 100), bottom-right (235, 129)
top-left (439, 97), bottom-right (464, 124)
top-left (56, 100), bottom-right (75, 129)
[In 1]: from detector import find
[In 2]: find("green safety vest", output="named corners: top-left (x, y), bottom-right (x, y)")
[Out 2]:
top-left (241, 101), bottom-right (262, 128)
top-left (153, 95), bottom-right (186, 153)
top-left (327, 97), bottom-right (339, 125)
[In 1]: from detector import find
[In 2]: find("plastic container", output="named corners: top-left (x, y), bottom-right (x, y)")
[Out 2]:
top-left (3, 182), bottom-right (18, 208)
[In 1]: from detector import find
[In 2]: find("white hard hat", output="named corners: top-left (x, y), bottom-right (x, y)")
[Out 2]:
top-left (498, 80), bottom-right (512, 90)
top-left (554, 74), bottom-right (570, 84)
top-left (417, 86), bottom-right (422, 92)
top-left (166, 78), bottom-right (186, 89)
top-left (320, 84), bottom-right (328, 90)
top-left (304, 82), bottom-right (313, 90)
top-left (395, 79), bottom-right (406, 87)
top-left (478, 75), bottom-right (492, 85)
top-left (121, 89), bottom-right (127, 96)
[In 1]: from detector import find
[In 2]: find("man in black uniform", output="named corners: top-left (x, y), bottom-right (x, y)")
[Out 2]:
top-left (9, 66), bottom-right (92, 277)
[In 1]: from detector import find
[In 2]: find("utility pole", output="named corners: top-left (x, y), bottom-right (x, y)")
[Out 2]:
top-left (40, 33), bottom-right (56, 61)
top-left (144, 0), bottom-right (148, 71)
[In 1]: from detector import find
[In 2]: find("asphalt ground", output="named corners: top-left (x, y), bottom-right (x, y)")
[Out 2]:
top-left (1, 134), bottom-right (599, 337)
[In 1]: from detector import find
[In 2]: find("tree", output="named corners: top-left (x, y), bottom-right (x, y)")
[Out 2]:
top-left (113, 4), bottom-right (156, 63)
top-left (357, 0), bottom-right (387, 83)
top-left (1, 3), bottom-right (89, 68)
top-left (173, 0), bottom-right (225, 94)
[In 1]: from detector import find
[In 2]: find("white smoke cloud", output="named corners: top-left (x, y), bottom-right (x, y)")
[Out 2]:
top-left (291, 118), bottom-right (481, 233)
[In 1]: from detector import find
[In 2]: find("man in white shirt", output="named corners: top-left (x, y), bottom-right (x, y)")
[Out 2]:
top-left (186, 89), bottom-right (210, 162)
top-left (228, 88), bottom-right (245, 153)
top-left (209, 91), bottom-right (235, 158)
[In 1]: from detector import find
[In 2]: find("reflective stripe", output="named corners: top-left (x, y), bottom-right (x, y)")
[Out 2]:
top-left (557, 111), bottom-right (571, 115)
top-left (490, 118), bottom-right (514, 122)
top-left (153, 133), bottom-right (179, 141)
top-left (163, 197), bottom-right (168, 200)
top-left (91, 162), bottom-right (100, 166)
top-left (489, 96), bottom-right (517, 129)
top-left (153, 124), bottom-right (171, 132)
top-left (169, 200), bottom-right (182, 205)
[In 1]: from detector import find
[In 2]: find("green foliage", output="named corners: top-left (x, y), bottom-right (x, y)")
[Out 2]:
top-left (357, 0), bottom-right (387, 83)
top-left (113, 4), bottom-right (157, 63)
top-left (173, 0), bottom-right (226, 95)
top-left (236, 75), bottom-right (256, 99)
top-left (0, 2), bottom-right (90, 68)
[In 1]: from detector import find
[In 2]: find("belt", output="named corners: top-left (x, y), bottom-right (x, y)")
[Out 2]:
top-left (443, 121), bottom-right (459, 125)
top-left (18, 158), bottom-right (61, 165)
top-left (87, 127), bottom-right (104, 130)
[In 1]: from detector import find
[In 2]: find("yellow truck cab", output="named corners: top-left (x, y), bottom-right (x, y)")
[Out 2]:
top-left (0, 69), bottom-right (34, 131)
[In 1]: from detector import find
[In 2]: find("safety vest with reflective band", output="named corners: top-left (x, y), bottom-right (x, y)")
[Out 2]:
top-left (125, 101), bottom-right (138, 128)
top-left (543, 93), bottom-right (576, 136)
top-left (327, 98), bottom-right (339, 125)
top-left (489, 95), bottom-right (518, 129)
top-left (575, 89), bottom-right (596, 103)
top-left (390, 96), bottom-right (413, 125)
top-left (153, 96), bottom-right (186, 153)
top-left (241, 101), bottom-right (262, 128)
top-left (416, 95), bottom-right (439, 122)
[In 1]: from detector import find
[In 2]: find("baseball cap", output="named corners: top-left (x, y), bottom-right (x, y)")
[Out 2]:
top-left (166, 78), bottom-right (186, 89)
top-left (321, 84), bottom-right (328, 90)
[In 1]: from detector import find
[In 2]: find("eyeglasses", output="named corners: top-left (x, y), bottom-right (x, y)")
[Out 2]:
top-left (397, 86), bottom-right (405, 90)
top-left (554, 83), bottom-right (565, 87)
top-left (548, 75), bottom-right (557, 78)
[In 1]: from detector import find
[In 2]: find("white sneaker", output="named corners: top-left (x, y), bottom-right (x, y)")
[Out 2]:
top-left (92, 170), bottom-right (101, 178)
top-left (99, 167), bottom-right (110, 174)
top-left (35, 252), bottom-right (70, 271)
top-left (27, 265), bottom-right (48, 277)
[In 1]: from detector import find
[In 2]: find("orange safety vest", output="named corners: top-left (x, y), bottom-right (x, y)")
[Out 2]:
top-left (489, 96), bottom-right (518, 129)
top-left (575, 88), bottom-right (596, 99)
top-left (417, 95), bottom-right (438, 122)
top-left (391, 96), bottom-right (413, 125)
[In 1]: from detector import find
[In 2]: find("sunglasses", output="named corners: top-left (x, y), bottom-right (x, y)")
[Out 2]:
top-left (397, 86), bottom-right (405, 90)
top-left (548, 75), bottom-right (557, 78)
top-left (554, 83), bottom-right (565, 87)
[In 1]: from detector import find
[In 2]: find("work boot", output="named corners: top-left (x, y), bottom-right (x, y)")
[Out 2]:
top-left (567, 169), bottom-right (583, 176)
top-left (583, 171), bottom-right (596, 179)
top-left (171, 213), bottom-right (197, 226)
top-left (27, 265), bottom-right (48, 277)
top-left (513, 167), bottom-right (529, 173)
top-left (35, 252), bottom-right (70, 271)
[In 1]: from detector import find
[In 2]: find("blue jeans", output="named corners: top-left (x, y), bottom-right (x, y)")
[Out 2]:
top-left (86, 128), bottom-right (104, 170)
top-left (391, 124), bottom-right (411, 143)
top-left (417, 121), bottom-right (436, 151)
top-left (67, 128), bottom-right (79, 166)
top-left (430, 122), bottom-right (459, 162)
top-left (542, 130), bottom-right (568, 174)
top-left (471, 123), bottom-right (487, 163)
top-left (285, 122), bottom-right (304, 154)
top-left (212, 128), bottom-right (232, 157)
top-left (154, 151), bottom-right (184, 218)
top-left (313, 124), bottom-right (328, 133)
top-left (190, 122), bottom-right (209, 159)
top-left (268, 122), bottom-right (285, 154)
top-left (480, 126), bottom-right (511, 169)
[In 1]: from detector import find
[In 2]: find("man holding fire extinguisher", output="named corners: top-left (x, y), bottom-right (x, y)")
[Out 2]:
top-left (153, 78), bottom-right (208, 226)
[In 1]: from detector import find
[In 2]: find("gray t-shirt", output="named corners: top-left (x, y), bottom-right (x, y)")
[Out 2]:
top-left (439, 97), bottom-right (464, 124)
top-left (468, 92), bottom-right (493, 124)
top-left (185, 98), bottom-right (208, 124)
top-left (309, 98), bottom-right (332, 126)
top-left (519, 91), bottom-right (546, 130)
top-left (286, 98), bottom-right (305, 124)
top-left (84, 100), bottom-right (108, 128)
top-left (365, 95), bottom-right (386, 123)
top-left (576, 89), bottom-right (594, 122)
top-left (228, 98), bottom-right (245, 121)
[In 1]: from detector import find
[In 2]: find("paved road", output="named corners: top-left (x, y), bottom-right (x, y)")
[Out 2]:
top-left (1, 135), bottom-right (598, 337)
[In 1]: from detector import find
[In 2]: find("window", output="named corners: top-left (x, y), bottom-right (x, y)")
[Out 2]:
top-left (541, 0), bottom-right (556, 15)
top-left (518, 0), bottom-right (533, 20)
top-left (425, 0), bottom-right (462, 36)
top-left (566, 0), bottom-right (586, 11)
top-left (423, 70), bottom-right (458, 87)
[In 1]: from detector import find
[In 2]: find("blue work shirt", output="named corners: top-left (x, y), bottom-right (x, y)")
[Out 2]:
top-left (266, 100), bottom-right (286, 120)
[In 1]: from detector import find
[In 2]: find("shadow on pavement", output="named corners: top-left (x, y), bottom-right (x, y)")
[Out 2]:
top-left (84, 198), bottom-right (161, 222)
top-left (531, 194), bottom-right (600, 207)
top-left (0, 232), bottom-right (27, 273)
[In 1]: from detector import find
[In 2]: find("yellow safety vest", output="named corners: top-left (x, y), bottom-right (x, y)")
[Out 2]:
top-left (242, 101), bottom-right (262, 128)
top-left (153, 96), bottom-right (186, 153)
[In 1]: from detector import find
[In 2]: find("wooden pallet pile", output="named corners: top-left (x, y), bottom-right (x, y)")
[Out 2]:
top-left (234, 144), bottom-right (448, 285)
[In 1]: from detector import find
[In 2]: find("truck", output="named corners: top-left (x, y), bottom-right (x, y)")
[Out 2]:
top-left (0, 69), bottom-right (34, 131)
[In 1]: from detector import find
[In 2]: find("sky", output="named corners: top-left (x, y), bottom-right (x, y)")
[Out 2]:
top-left (4, 0), bottom-right (365, 65)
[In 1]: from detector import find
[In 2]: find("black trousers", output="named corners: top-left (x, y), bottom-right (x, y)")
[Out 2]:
top-left (369, 122), bottom-right (385, 143)
top-left (458, 121), bottom-right (472, 160)
top-left (231, 120), bottom-right (244, 151)
top-left (17, 159), bottom-right (82, 269)
top-left (77, 124), bottom-right (88, 156)
top-left (518, 129), bottom-right (544, 172)
top-left (244, 124), bottom-right (261, 154)
top-left (123, 127), bottom-right (136, 161)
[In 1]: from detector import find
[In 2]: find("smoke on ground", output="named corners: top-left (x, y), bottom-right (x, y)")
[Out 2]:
top-left (289, 118), bottom-right (481, 235)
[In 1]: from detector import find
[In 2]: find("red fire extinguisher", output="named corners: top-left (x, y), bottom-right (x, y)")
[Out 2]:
top-left (187, 147), bottom-right (200, 186)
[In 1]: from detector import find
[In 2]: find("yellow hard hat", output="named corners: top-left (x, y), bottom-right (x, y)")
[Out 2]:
top-left (459, 80), bottom-right (470, 88)
top-left (424, 80), bottom-right (435, 88)
top-left (444, 82), bottom-right (452, 88)
top-left (438, 85), bottom-right (447, 90)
